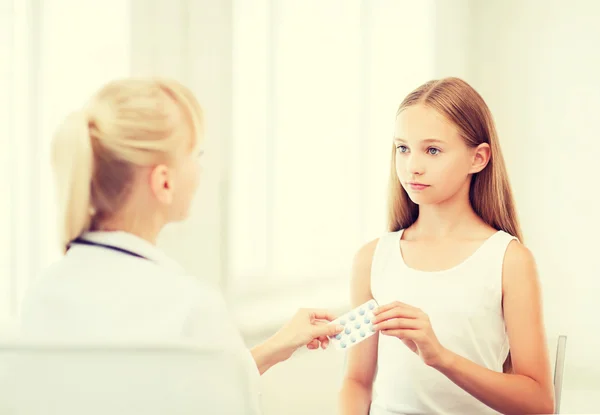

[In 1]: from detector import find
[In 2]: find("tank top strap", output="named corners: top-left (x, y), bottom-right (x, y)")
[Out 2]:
top-left (370, 230), bottom-right (403, 297)
top-left (483, 230), bottom-right (518, 261)
top-left (468, 230), bottom-right (519, 291)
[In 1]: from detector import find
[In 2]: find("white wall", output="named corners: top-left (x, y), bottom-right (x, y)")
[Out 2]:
top-left (469, 0), bottom-right (600, 411)
top-left (433, 0), bottom-right (473, 79)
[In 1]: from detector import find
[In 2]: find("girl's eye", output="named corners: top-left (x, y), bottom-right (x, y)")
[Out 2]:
top-left (396, 145), bottom-right (409, 153)
top-left (427, 147), bottom-right (440, 155)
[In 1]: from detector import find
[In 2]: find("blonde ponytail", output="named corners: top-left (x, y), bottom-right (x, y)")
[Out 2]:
top-left (51, 111), bottom-right (94, 253)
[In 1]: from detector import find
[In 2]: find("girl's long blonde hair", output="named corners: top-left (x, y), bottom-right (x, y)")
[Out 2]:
top-left (387, 77), bottom-right (523, 242)
top-left (51, 78), bottom-right (203, 253)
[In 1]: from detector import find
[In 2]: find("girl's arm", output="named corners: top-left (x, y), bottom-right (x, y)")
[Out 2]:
top-left (434, 241), bottom-right (555, 414)
top-left (338, 239), bottom-right (380, 415)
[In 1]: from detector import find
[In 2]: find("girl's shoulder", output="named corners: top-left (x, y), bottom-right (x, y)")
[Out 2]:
top-left (354, 229), bottom-right (403, 261)
top-left (352, 230), bottom-right (404, 279)
top-left (352, 238), bottom-right (380, 272)
top-left (503, 238), bottom-right (535, 276)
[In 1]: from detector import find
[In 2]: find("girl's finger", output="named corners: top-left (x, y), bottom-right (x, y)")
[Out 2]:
top-left (381, 329), bottom-right (420, 340)
top-left (372, 308), bottom-right (420, 324)
top-left (373, 317), bottom-right (422, 331)
top-left (373, 301), bottom-right (416, 316)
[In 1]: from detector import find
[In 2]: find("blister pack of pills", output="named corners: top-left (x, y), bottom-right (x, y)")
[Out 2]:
top-left (329, 299), bottom-right (378, 350)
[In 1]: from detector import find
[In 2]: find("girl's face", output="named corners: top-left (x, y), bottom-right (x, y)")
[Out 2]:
top-left (393, 104), bottom-right (489, 206)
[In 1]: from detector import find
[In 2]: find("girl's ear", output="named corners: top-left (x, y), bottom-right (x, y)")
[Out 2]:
top-left (470, 143), bottom-right (491, 174)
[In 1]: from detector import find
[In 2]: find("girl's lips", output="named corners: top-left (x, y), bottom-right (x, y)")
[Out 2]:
top-left (407, 182), bottom-right (429, 191)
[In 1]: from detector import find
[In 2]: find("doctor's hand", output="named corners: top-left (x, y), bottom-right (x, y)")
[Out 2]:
top-left (276, 308), bottom-right (344, 353)
top-left (251, 308), bottom-right (343, 375)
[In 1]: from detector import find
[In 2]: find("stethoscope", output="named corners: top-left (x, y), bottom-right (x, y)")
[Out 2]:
top-left (68, 237), bottom-right (150, 261)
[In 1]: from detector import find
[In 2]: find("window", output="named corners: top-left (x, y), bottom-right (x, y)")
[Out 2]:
top-left (0, 0), bottom-right (39, 320)
top-left (0, 0), bottom-right (131, 322)
top-left (228, 0), bottom-right (436, 305)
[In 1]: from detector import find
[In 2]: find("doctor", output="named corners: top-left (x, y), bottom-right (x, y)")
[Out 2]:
top-left (19, 78), bottom-right (344, 396)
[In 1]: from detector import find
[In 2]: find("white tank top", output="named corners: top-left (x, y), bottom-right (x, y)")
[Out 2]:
top-left (369, 229), bottom-right (515, 415)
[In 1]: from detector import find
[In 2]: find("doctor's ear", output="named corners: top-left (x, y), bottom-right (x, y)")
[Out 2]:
top-left (149, 164), bottom-right (175, 205)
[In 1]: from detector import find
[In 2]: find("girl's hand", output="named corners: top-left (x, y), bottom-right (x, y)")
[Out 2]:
top-left (372, 301), bottom-right (452, 369)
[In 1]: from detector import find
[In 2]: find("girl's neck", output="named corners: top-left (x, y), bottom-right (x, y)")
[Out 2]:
top-left (409, 187), bottom-right (485, 241)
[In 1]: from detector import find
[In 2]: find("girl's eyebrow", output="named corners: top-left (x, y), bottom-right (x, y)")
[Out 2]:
top-left (393, 137), bottom-right (445, 144)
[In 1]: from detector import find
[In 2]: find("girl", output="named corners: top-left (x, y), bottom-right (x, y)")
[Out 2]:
top-left (19, 78), bottom-right (343, 410)
top-left (338, 77), bottom-right (554, 415)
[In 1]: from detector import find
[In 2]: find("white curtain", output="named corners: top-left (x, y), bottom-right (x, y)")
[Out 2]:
top-left (228, 0), bottom-right (436, 300)
top-left (0, 0), bottom-right (40, 320)
top-left (0, 0), bottom-right (131, 321)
